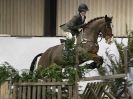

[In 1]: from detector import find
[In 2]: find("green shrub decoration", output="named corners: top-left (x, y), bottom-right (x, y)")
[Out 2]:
top-left (0, 62), bottom-right (19, 84)
top-left (40, 64), bottom-right (62, 81)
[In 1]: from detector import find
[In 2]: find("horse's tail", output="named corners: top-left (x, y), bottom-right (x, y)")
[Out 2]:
top-left (30, 53), bottom-right (42, 72)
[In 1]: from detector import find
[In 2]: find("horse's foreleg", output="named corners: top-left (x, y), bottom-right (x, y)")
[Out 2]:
top-left (87, 53), bottom-right (103, 69)
top-left (92, 51), bottom-right (103, 68)
top-left (93, 56), bottom-right (103, 68)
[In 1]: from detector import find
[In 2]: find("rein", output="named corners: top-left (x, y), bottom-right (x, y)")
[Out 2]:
top-left (79, 28), bottom-right (102, 45)
top-left (78, 16), bottom-right (113, 46)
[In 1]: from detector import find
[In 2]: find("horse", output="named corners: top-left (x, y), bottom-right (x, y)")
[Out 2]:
top-left (30, 15), bottom-right (113, 72)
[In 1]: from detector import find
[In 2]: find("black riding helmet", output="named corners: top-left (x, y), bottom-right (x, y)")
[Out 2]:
top-left (78, 3), bottom-right (89, 12)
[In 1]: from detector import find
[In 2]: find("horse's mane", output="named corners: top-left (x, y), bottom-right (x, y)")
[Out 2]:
top-left (86, 17), bottom-right (104, 25)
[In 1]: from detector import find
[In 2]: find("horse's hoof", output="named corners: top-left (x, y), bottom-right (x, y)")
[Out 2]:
top-left (87, 62), bottom-right (102, 69)
top-left (87, 62), bottom-right (97, 69)
top-left (96, 64), bottom-right (101, 68)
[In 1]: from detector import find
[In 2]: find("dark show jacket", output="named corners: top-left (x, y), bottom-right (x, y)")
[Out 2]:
top-left (60, 13), bottom-right (86, 36)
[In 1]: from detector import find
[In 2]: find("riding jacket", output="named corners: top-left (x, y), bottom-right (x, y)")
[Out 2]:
top-left (60, 13), bottom-right (86, 36)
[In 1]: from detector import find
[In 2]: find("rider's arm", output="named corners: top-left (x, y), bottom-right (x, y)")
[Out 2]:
top-left (67, 15), bottom-right (85, 30)
top-left (68, 15), bottom-right (86, 30)
top-left (72, 23), bottom-right (86, 29)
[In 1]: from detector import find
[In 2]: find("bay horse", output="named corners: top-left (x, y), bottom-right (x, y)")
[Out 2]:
top-left (30, 15), bottom-right (113, 72)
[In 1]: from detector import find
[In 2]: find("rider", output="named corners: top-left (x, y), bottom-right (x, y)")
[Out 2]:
top-left (60, 3), bottom-right (89, 44)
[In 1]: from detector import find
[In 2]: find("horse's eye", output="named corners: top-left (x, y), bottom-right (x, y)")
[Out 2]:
top-left (106, 24), bottom-right (113, 28)
top-left (106, 25), bottom-right (108, 27)
top-left (111, 24), bottom-right (114, 28)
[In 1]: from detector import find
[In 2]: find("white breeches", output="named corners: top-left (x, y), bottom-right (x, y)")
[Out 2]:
top-left (65, 32), bottom-right (77, 44)
top-left (65, 32), bottom-right (73, 39)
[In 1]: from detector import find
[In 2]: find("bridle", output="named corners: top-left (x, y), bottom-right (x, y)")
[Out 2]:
top-left (103, 23), bottom-right (113, 37)
top-left (80, 22), bottom-right (113, 45)
top-left (97, 23), bottom-right (113, 43)
top-left (79, 29), bottom-right (99, 48)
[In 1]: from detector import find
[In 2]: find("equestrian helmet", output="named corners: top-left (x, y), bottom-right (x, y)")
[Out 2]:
top-left (78, 3), bottom-right (89, 12)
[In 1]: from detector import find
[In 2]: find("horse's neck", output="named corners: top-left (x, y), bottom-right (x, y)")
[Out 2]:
top-left (88, 29), bottom-right (99, 43)
top-left (77, 28), bottom-right (99, 44)
top-left (77, 19), bottom-right (104, 44)
top-left (83, 20), bottom-right (104, 42)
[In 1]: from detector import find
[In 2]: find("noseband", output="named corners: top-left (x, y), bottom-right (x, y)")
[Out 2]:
top-left (80, 24), bottom-right (112, 45)
top-left (103, 22), bottom-right (113, 37)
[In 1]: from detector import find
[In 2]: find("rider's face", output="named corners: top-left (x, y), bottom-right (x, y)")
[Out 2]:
top-left (80, 11), bottom-right (86, 16)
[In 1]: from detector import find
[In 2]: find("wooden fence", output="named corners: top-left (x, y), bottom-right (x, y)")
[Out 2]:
top-left (82, 82), bottom-right (111, 99)
top-left (13, 79), bottom-right (130, 99)
top-left (0, 81), bottom-right (10, 99)
top-left (13, 79), bottom-right (74, 99)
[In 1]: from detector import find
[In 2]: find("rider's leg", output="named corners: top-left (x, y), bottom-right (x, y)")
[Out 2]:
top-left (71, 30), bottom-right (80, 44)
top-left (66, 32), bottom-right (73, 39)
top-left (66, 32), bottom-right (77, 44)
top-left (60, 30), bottom-right (79, 44)
top-left (74, 35), bottom-right (77, 44)
top-left (60, 32), bottom-right (73, 44)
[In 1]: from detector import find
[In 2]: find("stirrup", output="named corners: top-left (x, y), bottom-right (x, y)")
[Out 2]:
top-left (81, 38), bottom-right (87, 44)
top-left (60, 39), bottom-right (66, 43)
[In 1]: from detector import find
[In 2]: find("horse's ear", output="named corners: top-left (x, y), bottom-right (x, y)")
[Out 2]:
top-left (111, 16), bottom-right (113, 20)
top-left (105, 15), bottom-right (108, 18)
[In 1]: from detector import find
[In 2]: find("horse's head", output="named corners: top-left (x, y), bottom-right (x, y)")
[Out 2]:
top-left (100, 15), bottom-right (113, 44)
top-left (82, 15), bottom-right (113, 45)
top-left (80, 15), bottom-right (113, 52)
